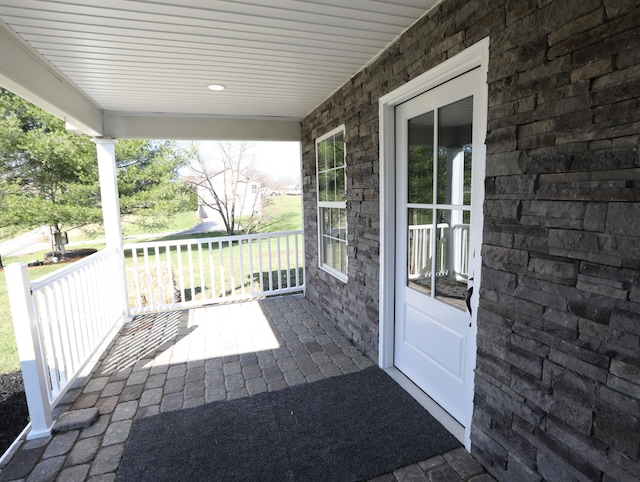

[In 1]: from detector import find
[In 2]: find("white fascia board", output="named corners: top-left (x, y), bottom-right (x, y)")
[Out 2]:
top-left (103, 113), bottom-right (301, 141)
top-left (0, 21), bottom-right (103, 137)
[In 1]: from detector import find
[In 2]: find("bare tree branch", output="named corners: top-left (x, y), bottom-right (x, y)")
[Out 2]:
top-left (185, 141), bottom-right (262, 235)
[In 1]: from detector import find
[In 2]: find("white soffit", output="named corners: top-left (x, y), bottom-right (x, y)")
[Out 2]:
top-left (0, 0), bottom-right (440, 138)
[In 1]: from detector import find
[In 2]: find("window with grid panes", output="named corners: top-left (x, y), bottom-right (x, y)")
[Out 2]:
top-left (316, 126), bottom-right (347, 281)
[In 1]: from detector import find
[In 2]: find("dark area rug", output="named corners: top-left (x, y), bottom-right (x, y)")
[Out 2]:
top-left (117, 366), bottom-right (461, 482)
top-left (0, 371), bottom-right (28, 456)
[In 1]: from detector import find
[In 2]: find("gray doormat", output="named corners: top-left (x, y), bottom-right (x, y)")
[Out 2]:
top-left (116, 366), bottom-right (461, 482)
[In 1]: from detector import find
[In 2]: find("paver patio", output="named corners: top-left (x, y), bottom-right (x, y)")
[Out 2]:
top-left (0, 295), bottom-right (495, 482)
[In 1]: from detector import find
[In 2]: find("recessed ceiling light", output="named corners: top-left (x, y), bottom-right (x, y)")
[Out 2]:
top-left (207, 84), bottom-right (226, 91)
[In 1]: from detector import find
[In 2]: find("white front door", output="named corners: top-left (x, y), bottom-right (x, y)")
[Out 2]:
top-left (394, 67), bottom-right (485, 426)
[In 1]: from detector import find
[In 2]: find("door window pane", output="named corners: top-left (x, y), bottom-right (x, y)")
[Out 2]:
top-left (407, 208), bottom-right (434, 295)
top-left (434, 208), bottom-right (470, 311)
top-left (437, 97), bottom-right (473, 205)
top-left (408, 111), bottom-right (434, 204)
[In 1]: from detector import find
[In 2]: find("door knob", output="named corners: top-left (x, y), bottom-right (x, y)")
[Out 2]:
top-left (465, 285), bottom-right (473, 316)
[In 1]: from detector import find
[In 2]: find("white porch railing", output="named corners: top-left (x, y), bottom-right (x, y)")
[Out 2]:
top-left (408, 223), bottom-right (470, 279)
top-left (452, 223), bottom-right (470, 278)
top-left (5, 231), bottom-right (303, 439)
top-left (6, 248), bottom-right (129, 439)
top-left (123, 230), bottom-right (305, 314)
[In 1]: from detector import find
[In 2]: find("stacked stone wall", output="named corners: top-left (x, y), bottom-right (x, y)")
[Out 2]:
top-left (301, 1), bottom-right (640, 479)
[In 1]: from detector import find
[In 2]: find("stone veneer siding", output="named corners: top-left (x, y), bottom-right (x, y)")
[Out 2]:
top-left (301, 0), bottom-right (640, 480)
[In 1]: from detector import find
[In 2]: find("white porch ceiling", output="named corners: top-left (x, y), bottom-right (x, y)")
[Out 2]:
top-left (0, 0), bottom-right (440, 139)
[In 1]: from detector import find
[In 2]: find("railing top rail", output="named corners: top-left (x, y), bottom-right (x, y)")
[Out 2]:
top-left (123, 229), bottom-right (303, 250)
top-left (30, 248), bottom-right (117, 292)
top-left (408, 223), bottom-right (451, 230)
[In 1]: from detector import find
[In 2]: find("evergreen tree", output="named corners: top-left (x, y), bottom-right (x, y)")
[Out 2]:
top-left (0, 89), bottom-right (193, 236)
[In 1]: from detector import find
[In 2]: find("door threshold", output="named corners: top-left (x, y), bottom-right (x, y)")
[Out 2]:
top-left (384, 366), bottom-right (465, 444)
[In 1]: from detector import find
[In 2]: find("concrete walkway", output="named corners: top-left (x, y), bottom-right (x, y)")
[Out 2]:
top-left (0, 295), bottom-right (495, 482)
top-left (0, 227), bottom-right (50, 258)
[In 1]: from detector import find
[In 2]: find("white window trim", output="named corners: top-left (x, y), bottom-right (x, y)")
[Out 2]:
top-left (316, 124), bottom-right (348, 283)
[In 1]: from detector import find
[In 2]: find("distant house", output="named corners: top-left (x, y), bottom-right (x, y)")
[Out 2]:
top-left (284, 185), bottom-right (302, 195)
top-left (192, 169), bottom-right (263, 229)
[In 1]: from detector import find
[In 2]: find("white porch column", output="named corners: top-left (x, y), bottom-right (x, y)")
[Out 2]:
top-left (94, 138), bottom-right (122, 249)
top-left (93, 138), bottom-right (130, 318)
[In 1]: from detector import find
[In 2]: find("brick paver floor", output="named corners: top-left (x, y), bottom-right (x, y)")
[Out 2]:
top-left (0, 295), bottom-right (496, 481)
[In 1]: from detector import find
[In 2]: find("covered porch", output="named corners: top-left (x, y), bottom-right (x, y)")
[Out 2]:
top-left (0, 295), bottom-right (493, 481)
top-left (3, 1), bottom-right (639, 480)
top-left (0, 1), bottom-right (488, 478)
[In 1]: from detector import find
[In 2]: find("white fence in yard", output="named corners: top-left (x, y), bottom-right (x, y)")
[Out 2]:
top-left (6, 248), bottom-right (128, 439)
top-left (123, 230), bottom-right (305, 313)
top-left (408, 223), bottom-right (470, 279)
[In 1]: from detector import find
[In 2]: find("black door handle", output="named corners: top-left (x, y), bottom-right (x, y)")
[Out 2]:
top-left (465, 285), bottom-right (473, 316)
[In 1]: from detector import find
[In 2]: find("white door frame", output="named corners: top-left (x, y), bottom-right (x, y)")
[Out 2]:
top-left (378, 37), bottom-right (489, 450)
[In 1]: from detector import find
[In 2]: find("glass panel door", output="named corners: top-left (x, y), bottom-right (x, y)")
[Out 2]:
top-left (394, 65), bottom-right (485, 426)
top-left (406, 96), bottom-right (473, 312)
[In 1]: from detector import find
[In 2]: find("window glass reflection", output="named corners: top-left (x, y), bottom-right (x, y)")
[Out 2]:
top-left (408, 111), bottom-right (434, 204)
top-left (433, 208), bottom-right (470, 311)
top-left (407, 208), bottom-right (434, 295)
top-left (437, 97), bottom-right (473, 206)
top-left (334, 133), bottom-right (345, 168)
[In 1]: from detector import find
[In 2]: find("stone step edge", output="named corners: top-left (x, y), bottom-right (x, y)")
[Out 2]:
top-left (52, 407), bottom-right (99, 432)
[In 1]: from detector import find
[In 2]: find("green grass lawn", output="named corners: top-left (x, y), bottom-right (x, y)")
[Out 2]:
top-left (0, 273), bottom-right (17, 374)
top-left (63, 210), bottom-right (200, 242)
top-left (0, 201), bottom-right (302, 374)
top-left (257, 195), bottom-right (303, 233)
top-left (0, 264), bottom-right (61, 373)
